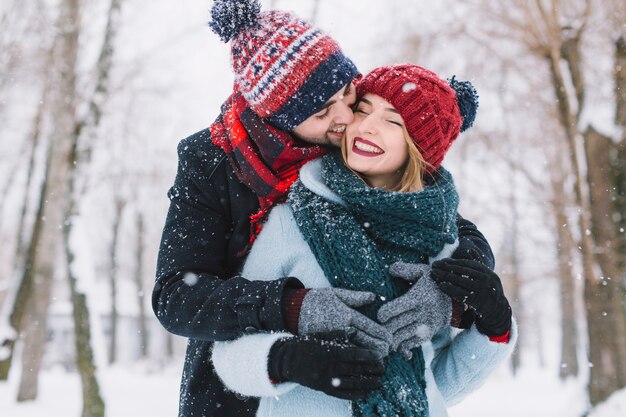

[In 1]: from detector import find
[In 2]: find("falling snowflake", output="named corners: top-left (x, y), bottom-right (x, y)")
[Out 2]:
top-left (183, 272), bottom-right (199, 286)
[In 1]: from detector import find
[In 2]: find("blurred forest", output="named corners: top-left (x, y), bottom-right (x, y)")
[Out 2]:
top-left (0, 0), bottom-right (624, 416)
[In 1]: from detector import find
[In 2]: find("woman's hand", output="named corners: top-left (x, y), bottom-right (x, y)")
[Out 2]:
top-left (431, 259), bottom-right (512, 337)
top-left (377, 262), bottom-right (452, 360)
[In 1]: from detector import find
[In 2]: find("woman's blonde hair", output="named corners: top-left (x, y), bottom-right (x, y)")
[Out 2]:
top-left (341, 126), bottom-right (430, 193)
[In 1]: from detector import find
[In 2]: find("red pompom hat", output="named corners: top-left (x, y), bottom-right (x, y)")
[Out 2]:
top-left (356, 64), bottom-right (478, 172)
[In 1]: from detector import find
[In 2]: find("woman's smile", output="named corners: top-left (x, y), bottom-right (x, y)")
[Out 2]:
top-left (352, 137), bottom-right (384, 156)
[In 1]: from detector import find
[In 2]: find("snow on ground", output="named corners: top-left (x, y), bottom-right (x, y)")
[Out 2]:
top-left (2, 362), bottom-right (626, 417)
top-left (0, 362), bottom-right (182, 417)
top-left (449, 366), bottom-right (589, 417)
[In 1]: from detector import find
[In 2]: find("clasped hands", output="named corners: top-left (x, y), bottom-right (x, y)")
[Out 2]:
top-left (296, 261), bottom-right (454, 362)
top-left (269, 259), bottom-right (512, 399)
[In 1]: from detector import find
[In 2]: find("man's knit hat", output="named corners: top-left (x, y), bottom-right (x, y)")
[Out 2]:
top-left (357, 64), bottom-right (478, 172)
top-left (209, 0), bottom-right (358, 131)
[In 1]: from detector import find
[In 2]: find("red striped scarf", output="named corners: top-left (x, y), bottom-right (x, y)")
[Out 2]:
top-left (211, 92), bottom-right (327, 252)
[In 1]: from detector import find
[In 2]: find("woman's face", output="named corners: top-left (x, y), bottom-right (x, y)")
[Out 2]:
top-left (345, 94), bottom-right (409, 189)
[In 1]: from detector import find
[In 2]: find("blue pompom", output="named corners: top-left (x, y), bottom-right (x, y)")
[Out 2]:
top-left (448, 76), bottom-right (479, 132)
top-left (209, 0), bottom-right (261, 43)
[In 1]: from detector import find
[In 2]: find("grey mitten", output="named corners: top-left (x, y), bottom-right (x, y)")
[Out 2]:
top-left (299, 288), bottom-right (393, 357)
top-left (377, 262), bottom-right (452, 360)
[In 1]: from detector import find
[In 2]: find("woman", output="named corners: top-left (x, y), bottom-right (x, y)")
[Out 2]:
top-left (211, 64), bottom-right (516, 417)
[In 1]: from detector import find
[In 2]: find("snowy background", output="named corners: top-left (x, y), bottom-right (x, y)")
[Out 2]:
top-left (1, 0), bottom-right (625, 416)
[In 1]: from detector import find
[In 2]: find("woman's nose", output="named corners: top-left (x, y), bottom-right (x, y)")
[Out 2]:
top-left (358, 114), bottom-right (378, 134)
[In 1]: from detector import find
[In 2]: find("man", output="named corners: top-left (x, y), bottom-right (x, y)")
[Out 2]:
top-left (152, 1), bottom-right (494, 416)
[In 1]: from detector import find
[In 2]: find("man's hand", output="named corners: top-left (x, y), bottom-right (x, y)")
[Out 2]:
top-left (431, 259), bottom-right (511, 337)
top-left (298, 288), bottom-right (392, 357)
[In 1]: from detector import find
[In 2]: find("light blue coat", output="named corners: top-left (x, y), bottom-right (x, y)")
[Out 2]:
top-left (212, 160), bottom-right (517, 417)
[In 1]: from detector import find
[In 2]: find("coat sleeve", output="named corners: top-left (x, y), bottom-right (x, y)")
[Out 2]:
top-left (152, 132), bottom-right (302, 341)
top-left (212, 207), bottom-right (307, 397)
top-left (453, 214), bottom-right (495, 270)
top-left (430, 319), bottom-right (518, 406)
top-left (212, 332), bottom-right (298, 397)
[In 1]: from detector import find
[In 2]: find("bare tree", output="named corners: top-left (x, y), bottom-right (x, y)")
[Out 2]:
top-left (548, 140), bottom-right (580, 378)
top-left (502, 168), bottom-right (523, 374)
top-left (0, 57), bottom-right (52, 381)
top-left (61, 0), bottom-right (124, 414)
top-left (2, 0), bottom-right (124, 412)
top-left (134, 210), bottom-right (149, 358)
top-left (474, 0), bottom-right (626, 404)
top-left (15, 0), bottom-right (81, 400)
top-left (107, 196), bottom-right (125, 364)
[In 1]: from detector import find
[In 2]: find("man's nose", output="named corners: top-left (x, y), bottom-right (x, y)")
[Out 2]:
top-left (332, 101), bottom-right (354, 125)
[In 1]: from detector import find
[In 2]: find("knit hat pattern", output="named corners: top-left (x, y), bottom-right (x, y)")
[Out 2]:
top-left (209, 0), bottom-right (358, 131)
top-left (357, 64), bottom-right (477, 172)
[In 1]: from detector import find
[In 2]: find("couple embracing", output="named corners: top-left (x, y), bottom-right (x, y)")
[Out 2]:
top-left (153, 1), bottom-right (517, 416)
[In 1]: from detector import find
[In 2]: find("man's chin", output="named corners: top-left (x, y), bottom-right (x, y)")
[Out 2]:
top-left (293, 135), bottom-right (340, 147)
top-left (326, 134), bottom-right (343, 148)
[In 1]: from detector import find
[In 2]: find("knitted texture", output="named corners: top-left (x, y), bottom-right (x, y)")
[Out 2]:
top-left (287, 151), bottom-right (459, 417)
top-left (210, 92), bottom-right (327, 250)
top-left (356, 64), bottom-right (476, 172)
top-left (448, 76), bottom-right (479, 132)
top-left (380, 263), bottom-right (453, 360)
top-left (209, 1), bottom-right (358, 131)
top-left (208, 0), bottom-right (260, 42)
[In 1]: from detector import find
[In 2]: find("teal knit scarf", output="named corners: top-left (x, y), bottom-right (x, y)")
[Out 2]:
top-left (288, 151), bottom-right (459, 417)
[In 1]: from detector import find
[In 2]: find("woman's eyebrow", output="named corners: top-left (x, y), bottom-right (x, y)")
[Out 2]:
top-left (360, 98), bottom-right (399, 114)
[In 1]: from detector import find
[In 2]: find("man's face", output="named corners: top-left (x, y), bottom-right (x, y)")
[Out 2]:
top-left (292, 82), bottom-right (357, 147)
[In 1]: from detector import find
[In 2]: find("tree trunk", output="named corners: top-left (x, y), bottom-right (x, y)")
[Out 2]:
top-left (134, 211), bottom-right (148, 358)
top-left (62, 0), bottom-right (123, 413)
top-left (12, 59), bottom-right (52, 273)
top-left (63, 204), bottom-right (105, 417)
top-left (15, 0), bottom-right (81, 398)
top-left (543, 37), bottom-right (619, 404)
top-left (504, 169), bottom-right (522, 374)
top-left (107, 198), bottom-right (124, 364)
top-left (612, 35), bottom-right (626, 280)
top-left (579, 33), bottom-right (626, 404)
top-left (0, 138), bottom-right (50, 381)
top-left (66, 0), bottom-right (122, 408)
top-left (551, 177), bottom-right (580, 378)
top-left (16, 241), bottom-right (58, 401)
top-left (583, 126), bottom-right (626, 399)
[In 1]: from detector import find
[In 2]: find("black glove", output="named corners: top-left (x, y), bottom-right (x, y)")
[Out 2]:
top-left (431, 259), bottom-right (511, 337)
top-left (268, 332), bottom-right (385, 400)
top-left (453, 215), bottom-right (495, 270)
